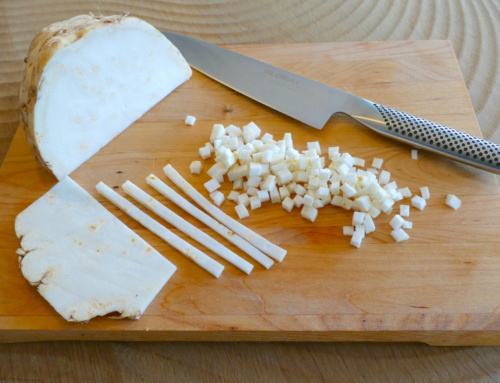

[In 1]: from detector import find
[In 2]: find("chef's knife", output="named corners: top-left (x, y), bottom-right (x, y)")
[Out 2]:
top-left (162, 32), bottom-right (500, 174)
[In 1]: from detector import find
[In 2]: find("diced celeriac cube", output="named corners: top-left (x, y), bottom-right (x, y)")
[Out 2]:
top-left (402, 220), bottom-right (413, 229)
top-left (354, 157), bottom-right (365, 167)
top-left (343, 226), bottom-right (355, 236)
top-left (210, 124), bottom-right (225, 143)
top-left (237, 193), bottom-right (250, 207)
top-left (391, 228), bottom-right (410, 242)
top-left (371, 158), bottom-right (384, 169)
top-left (279, 186), bottom-right (290, 200)
top-left (363, 214), bottom-right (376, 234)
top-left (301, 206), bottom-right (318, 222)
top-left (293, 195), bottom-right (304, 208)
top-left (369, 206), bottom-right (381, 218)
top-left (282, 196), bottom-right (294, 212)
top-left (199, 146), bottom-right (211, 160)
top-left (204, 178), bottom-right (221, 193)
top-left (224, 190), bottom-right (238, 203)
top-left (184, 115), bottom-right (196, 126)
top-left (400, 204), bottom-right (410, 217)
top-left (307, 141), bottom-right (321, 155)
top-left (379, 170), bottom-right (391, 184)
top-left (270, 187), bottom-right (281, 203)
top-left (341, 183), bottom-right (357, 198)
top-left (420, 186), bottom-right (430, 199)
top-left (350, 230), bottom-right (363, 248)
top-left (352, 211), bottom-right (365, 226)
top-left (411, 195), bottom-right (427, 210)
top-left (210, 190), bottom-right (224, 206)
top-left (235, 203), bottom-right (249, 219)
top-left (398, 187), bottom-right (412, 198)
top-left (257, 190), bottom-right (270, 202)
top-left (302, 194), bottom-right (314, 207)
top-left (247, 176), bottom-right (262, 187)
top-left (445, 194), bottom-right (462, 210)
top-left (190, 161), bottom-right (202, 174)
top-left (249, 196), bottom-right (261, 210)
top-left (389, 214), bottom-right (405, 229)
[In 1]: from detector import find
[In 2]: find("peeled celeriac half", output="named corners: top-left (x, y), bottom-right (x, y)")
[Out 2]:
top-left (15, 176), bottom-right (177, 322)
top-left (19, 14), bottom-right (192, 180)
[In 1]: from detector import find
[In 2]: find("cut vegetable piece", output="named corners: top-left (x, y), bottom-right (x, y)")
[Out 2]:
top-left (350, 231), bottom-right (363, 248)
top-left (190, 161), bottom-right (202, 174)
top-left (199, 146), bottom-right (211, 160)
top-left (96, 182), bottom-right (223, 278)
top-left (389, 214), bottom-right (405, 230)
top-left (411, 195), bottom-right (427, 210)
top-left (249, 196), bottom-right (262, 210)
top-left (402, 221), bottom-right (413, 229)
top-left (204, 178), bottom-right (221, 193)
top-left (146, 174), bottom-right (273, 269)
top-left (445, 195), bottom-right (462, 210)
top-left (15, 177), bottom-right (176, 322)
top-left (282, 197), bottom-right (294, 212)
top-left (372, 158), bottom-right (384, 169)
top-left (164, 164), bottom-right (287, 262)
top-left (400, 204), bottom-right (410, 217)
top-left (411, 149), bottom-right (418, 160)
top-left (235, 203), bottom-right (250, 219)
top-left (420, 186), bottom-right (430, 199)
top-left (352, 211), bottom-right (365, 226)
top-left (122, 181), bottom-right (253, 274)
top-left (185, 115), bottom-right (196, 126)
top-left (378, 170), bottom-right (391, 185)
top-left (20, 15), bottom-right (191, 180)
top-left (301, 206), bottom-right (318, 222)
top-left (343, 226), bottom-right (354, 236)
top-left (391, 228), bottom-right (410, 242)
top-left (227, 190), bottom-right (239, 202)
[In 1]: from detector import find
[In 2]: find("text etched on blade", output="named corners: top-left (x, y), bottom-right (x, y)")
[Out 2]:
top-left (263, 69), bottom-right (303, 90)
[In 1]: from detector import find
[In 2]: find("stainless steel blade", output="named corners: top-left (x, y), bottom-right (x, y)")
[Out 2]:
top-left (162, 31), bottom-right (500, 174)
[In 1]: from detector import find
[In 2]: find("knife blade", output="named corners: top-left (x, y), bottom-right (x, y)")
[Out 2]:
top-left (162, 31), bottom-right (500, 174)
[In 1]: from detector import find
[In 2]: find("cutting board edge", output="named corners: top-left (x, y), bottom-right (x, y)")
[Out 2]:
top-left (2, 313), bottom-right (500, 346)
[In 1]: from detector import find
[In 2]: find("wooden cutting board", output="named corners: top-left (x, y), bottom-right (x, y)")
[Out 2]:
top-left (1, 41), bottom-right (499, 346)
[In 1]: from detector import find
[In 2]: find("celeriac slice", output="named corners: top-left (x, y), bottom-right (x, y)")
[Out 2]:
top-left (163, 164), bottom-right (287, 262)
top-left (20, 14), bottom-right (192, 179)
top-left (146, 174), bottom-right (274, 269)
top-left (122, 180), bottom-right (253, 274)
top-left (96, 182), bottom-right (224, 278)
top-left (15, 177), bottom-right (176, 322)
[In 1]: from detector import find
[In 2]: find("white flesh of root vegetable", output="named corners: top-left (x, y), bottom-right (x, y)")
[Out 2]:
top-left (192, 122), bottom-right (464, 248)
top-left (163, 164), bottom-right (287, 262)
top-left (19, 14), bottom-right (192, 180)
top-left (146, 174), bottom-right (274, 269)
top-left (122, 180), bottom-right (253, 274)
top-left (96, 182), bottom-right (224, 278)
top-left (14, 177), bottom-right (176, 322)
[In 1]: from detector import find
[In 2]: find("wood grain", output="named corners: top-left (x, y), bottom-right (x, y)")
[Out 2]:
top-left (1, 40), bottom-right (499, 346)
top-left (2, 2), bottom-right (500, 382)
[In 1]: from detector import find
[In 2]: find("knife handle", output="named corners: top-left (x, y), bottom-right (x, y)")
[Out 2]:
top-left (351, 103), bottom-right (500, 174)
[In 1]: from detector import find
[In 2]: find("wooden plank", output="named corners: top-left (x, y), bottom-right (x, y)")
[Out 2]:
top-left (1, 41), bottom-right (499, 345)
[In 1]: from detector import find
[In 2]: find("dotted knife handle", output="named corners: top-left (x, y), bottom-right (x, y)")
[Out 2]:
top-left (372, 104), bottom-right (500, 174)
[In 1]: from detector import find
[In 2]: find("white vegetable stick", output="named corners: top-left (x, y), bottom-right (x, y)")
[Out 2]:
top-left (163, 164), bottom-right (287, 262)
top-left (96, 182), bottom-right (224, 278)
top-left (122, 181), bottom-right (253, 275)
top-left (146, 174), bottom-right (274, 269)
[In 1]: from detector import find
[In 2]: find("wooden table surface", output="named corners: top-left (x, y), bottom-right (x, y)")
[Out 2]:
top-left (1, 1), bottom-right (500, 381)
